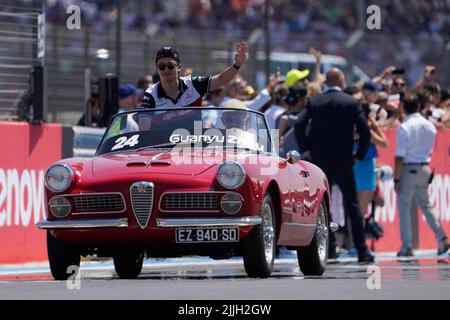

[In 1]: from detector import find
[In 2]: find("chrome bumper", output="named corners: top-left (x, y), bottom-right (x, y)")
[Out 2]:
top-left (157, 216), bottom-right (262, 228)
top-left (36, 218), bottom-right (128, 229)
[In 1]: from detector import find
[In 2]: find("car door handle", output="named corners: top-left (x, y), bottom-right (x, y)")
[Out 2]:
top-left (299, 170), bottom-right (310, 178)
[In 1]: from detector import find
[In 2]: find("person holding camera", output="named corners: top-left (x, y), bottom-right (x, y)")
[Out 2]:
top-left (394, 94), bottom-right (449, 257)
top-left (354, 88), bottom-right (389, 220)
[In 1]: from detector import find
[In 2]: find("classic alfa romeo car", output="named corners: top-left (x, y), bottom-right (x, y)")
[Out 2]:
top-left (37, 107), bottom-right (337, 280)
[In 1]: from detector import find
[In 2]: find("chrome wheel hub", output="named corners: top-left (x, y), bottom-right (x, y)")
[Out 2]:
top-left (316, 204), bottom-right (328, 264)
top-left (262, 202), bottom-right (275, 265)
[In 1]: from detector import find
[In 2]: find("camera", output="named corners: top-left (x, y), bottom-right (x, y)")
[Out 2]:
top-left (283, 85), bottom-right (307, 106)
top-left (392, 68), bottom-right (405, 75)
top-left (376, 165), bottom-right (393, 182)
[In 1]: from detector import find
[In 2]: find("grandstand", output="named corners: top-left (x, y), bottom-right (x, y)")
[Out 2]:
top-left (0, 0), bottom-right (449, 123)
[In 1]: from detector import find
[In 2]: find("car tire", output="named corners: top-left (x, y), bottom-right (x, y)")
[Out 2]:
top-left (113, 249), bottom-right (144, 279)
top-left (47, 231), bottom-right (80, 281)
top-left (297, 200), bottom-right (328, 276)
top-left (242, 193), bottom-right (276, 278)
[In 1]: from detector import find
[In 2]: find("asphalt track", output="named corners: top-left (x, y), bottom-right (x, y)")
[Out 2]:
top-left (0, 251), bottom-right (448, 300)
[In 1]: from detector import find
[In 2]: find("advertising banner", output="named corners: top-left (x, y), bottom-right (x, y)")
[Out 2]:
top-left (0, 122), bottom-right (62, 264)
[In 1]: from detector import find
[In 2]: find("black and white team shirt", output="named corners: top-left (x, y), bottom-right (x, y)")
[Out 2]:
top-left (139, 76), bottom-right (211, 109)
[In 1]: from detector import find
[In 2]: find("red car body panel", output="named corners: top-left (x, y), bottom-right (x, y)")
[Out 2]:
top-left (45, 147), bottom-right (330, 249)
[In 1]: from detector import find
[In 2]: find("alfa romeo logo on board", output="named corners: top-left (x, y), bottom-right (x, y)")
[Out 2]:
top-left (138, 183), bottom-right (147, 193)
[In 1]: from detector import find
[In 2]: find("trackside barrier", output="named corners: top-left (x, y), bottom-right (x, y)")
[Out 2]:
top-left (0, 123), bottom-right (448, 264)
top-left (72, 126), bottom-right (105, 157)
top-left (0, 122), bottom-right (104, 264)
top-left (0, 122), bottom-right (62, 264)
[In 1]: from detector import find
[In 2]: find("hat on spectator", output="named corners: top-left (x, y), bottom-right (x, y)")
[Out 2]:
top-left (363, 81), bottom-right (382, 92)
top-left (222, 99), bottom-right (249, 112)
top-left (285, 69), bottom-right (310, 87)
top-left (119, 83), bottom-right (136, 99)
top-left (155, 47), bottom-right (180, 64)
top-left (244, 85), bottom-right (256, 96)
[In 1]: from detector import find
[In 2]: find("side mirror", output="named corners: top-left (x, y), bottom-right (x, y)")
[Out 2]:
top-left (286, 150), bottom-right (301, 164)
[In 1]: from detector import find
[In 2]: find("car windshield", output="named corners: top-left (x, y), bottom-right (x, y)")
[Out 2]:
top-left (96, 108), bottom-right (273, 155)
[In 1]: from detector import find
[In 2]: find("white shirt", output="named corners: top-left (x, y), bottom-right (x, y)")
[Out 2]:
top-left (396, 113), bottom-right (436, 163)
top-left (264, 104), bottom-right (286, 129)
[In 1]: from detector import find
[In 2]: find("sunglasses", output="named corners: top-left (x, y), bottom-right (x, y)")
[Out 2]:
top-left (394, 82), bottom-right (405, 87)
top-left (157, 62), bottom-right (177, 71)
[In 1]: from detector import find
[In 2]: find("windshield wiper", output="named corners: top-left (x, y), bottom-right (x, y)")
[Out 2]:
top-left (136, 143), bottom-right (177, 152)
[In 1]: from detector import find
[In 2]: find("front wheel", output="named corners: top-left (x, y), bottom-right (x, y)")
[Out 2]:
top-left (242, 194), bottom-right (276, 278)
top-left (47, 231), bottom-right (80, 280)
top-left (297, 200), bottom-right (328, 276)
top-left (113, 249), bottom-right (144, 279)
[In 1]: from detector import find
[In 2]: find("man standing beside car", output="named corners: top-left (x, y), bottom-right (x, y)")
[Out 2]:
top-left (294, 68), bottom-right (374, 263)
top-left (139, 42), bottom-right (248, 109)
top-left (394, 94), bottom-right (449, 257)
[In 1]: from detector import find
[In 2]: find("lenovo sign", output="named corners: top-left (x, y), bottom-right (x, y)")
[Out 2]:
top-left (0, 169), bottom-right (46, 227)
top-left (0, 122), bottom-right (62, 264)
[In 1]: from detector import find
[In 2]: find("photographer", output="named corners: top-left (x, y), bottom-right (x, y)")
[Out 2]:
top-left (277, 85), bottom-right (308, 157)
top-left (77, 92), bottom-right (102, 127)
top-left (354, 93), bottom-right (388, 220)
top-left (278, 85), bottom-right (308, 137)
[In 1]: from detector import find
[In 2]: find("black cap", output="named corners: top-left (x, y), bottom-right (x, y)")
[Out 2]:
top-left (155, 47), bottom-right (180, 64)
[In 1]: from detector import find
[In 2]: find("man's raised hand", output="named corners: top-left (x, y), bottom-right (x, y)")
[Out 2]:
top-left (234, 41), bottom-right (248, 68)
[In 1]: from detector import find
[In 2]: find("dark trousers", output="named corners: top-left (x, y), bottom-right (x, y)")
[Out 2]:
top-left (314, 160), bottom-right (368, 254)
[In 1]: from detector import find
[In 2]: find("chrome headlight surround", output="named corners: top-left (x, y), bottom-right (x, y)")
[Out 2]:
top-left (217, 162), bottom-right (246, 190)
top-left (220, 192), bottom-right (243, 215)
top-left (45, 164), bottom-right (74, 193)
top-left (49, 196), bottom-right (71, 218)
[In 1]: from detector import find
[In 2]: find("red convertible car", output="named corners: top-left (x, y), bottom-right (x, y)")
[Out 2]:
top-left (37, 107), bottom-right (336, 280)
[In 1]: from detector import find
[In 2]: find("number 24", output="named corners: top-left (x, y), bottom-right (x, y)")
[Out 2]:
top-left (112, 135), bottom-right (140, 151)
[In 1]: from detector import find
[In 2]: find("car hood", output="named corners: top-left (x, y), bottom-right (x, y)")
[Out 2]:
top-left (92, 149), bottom-right (243, 177)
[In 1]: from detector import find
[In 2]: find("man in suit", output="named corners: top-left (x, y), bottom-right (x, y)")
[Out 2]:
top-left (294, 68), bottom-right (374, 263)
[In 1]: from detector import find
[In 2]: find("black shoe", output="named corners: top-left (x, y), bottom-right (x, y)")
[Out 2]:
top-left (328, 246), bottom-right (339, 259)
top-left (358, 251), bottom-right (375, 263)
top-left (397, 248), bottom-right (414, 257)
top-left (437, 237), bottom-right (449, 255)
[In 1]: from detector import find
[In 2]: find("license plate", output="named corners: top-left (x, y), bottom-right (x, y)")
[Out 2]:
top-left (176, 227), bottom-right (239, 243)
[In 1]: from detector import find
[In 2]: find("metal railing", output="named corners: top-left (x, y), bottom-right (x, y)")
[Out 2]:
top-left (1, 19), bottom-right (448, 124)
top-left (0, 1), bottom-right (42, 121)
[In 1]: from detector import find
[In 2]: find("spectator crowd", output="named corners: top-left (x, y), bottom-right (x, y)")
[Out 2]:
top-left (44, 0), bottom-right (449, 37)
top-left (40, 0), bottom-right (450, 90)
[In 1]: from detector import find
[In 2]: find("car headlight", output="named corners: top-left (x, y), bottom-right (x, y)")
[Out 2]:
top-left (217, 162), bottom-right (246, 189)
top-left (49, 196), bottom-right (71, 218)
top-left (220, 192), bottom-right (243, 215)
top-left (45, 164), bottom-right (74, 193)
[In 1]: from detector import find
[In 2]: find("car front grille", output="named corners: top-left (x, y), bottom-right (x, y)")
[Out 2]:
top-left (130, 182), bottom-right (154, 228)
top-left (163, 193), bottom-right (219, 211)
top-left (72, 193), bottom-right (125, 213)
